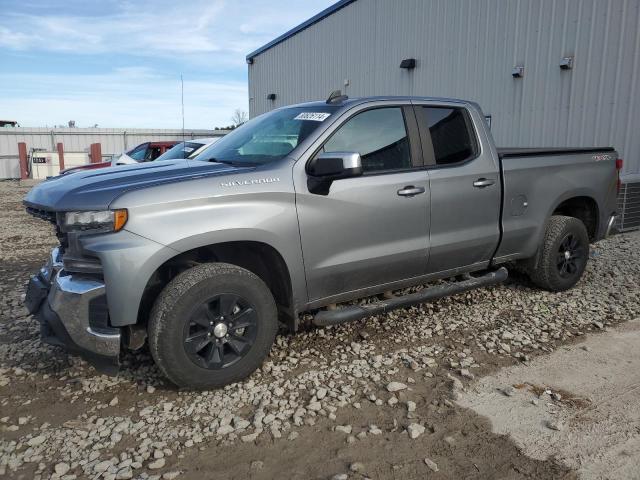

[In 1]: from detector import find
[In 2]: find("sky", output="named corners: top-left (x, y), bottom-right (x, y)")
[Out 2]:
top-left (0, 0), bottom-right (336, 129)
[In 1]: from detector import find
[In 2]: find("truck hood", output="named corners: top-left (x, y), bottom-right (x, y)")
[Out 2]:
top-left (24, 160), bottom-right (251, 211)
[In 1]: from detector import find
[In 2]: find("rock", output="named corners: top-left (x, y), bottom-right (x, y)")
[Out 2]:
top-left (593, 321), bottom-right (604, 329)
top-left (316, 388), bottom-right (328, 399)
top-left (109, 396), bottom-right (119, 406)
top-left (350, 462), bottom-right (366, 473)
top-left (459, 368), bottom-right (475, 380)
top-left (250, 461), bottom-right (264, 470)
top-left (407, 423), bottom-right (425, 439)
top-left (406, 401), bottom-right (416, 412)
top-left (116, 467), bottom-right (133, 479)
top-left (424, 458), bottom-right (439, 472)
top-left (153, 450), bottom-right (165, 459)
top-left (369, 425), bottom-right (382, 435)
top-left (94, 461), bottom-right (113, 473)
top-left (386, 382), bottom-right (408, 392)
top-left (162, 472), bottom-right (181, 480)
top-left (287, 431), bottom-right (299, 441)
top-left (54, 462), bottom-right (70, 476)
top-left (149, 458), bottom-right (166, 470)
top-left (551, 392), bottom-right (562, 401)
top-left (146, 385), bottom-right (156, 394)
top-left (501, 386), bottom-right (516, 397)
top-left (27, 435), bottom-right (46, 447)
top-left (547, 420), bottom-right (564, 431)
top-left (335, 425), bottom-right (352, 434)
top-left (241, 432), bottom-right (260, 443)
top-left (217, 425), bottom-right (235, 435)
top-left (332, 475), bottom-right (348, 480)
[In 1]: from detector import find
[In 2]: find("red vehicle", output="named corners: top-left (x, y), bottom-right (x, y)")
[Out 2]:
top-left (60, 141), bottom-right (178, 175)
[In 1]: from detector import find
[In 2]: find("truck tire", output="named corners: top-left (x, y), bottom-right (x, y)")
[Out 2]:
top-left (148, 263), bottom-right (278, 389)
top-left (527, 215), bottom-right (589, 292)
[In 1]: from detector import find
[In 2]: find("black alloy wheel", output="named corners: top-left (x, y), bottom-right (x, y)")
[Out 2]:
top-left (556, 233), bottom-right (585, 278)
top-left (183, 293), bottom-right (258, 369)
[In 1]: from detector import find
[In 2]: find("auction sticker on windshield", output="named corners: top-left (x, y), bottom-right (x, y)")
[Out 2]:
top-left (294, 112), bottom-right (331, 121)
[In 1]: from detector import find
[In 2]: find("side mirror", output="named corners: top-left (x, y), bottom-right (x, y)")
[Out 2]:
top-left (307, 152), bottom-right (363, 180)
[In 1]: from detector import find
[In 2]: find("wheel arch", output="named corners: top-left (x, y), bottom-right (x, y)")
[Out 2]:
top-left (136, 240), bottom-right (298, 340)
top-left (551, 194), bottom-right (599, 241)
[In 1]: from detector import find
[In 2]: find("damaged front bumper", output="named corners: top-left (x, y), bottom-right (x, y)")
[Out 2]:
top-left (25, 247), bottom-right (121, 374)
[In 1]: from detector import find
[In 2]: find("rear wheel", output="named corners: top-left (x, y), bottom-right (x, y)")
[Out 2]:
top-left (527, 215), bottom-right (590, 292)
top-left (148, 263), bottom-right (278, 389)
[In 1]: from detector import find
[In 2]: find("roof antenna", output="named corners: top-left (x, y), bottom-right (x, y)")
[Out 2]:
top-left (326, 89), bottom-right (348, 104)
top-left (181, 74), bottom-right (186, 158)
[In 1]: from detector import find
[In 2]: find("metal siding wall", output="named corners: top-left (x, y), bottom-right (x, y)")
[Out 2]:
top-left (248, 0), bottom-right (640, 175)
top-left (0, 128), bottom-right (223, 178)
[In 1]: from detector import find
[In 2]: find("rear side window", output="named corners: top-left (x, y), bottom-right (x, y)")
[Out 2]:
top-left (323, 107), bottom-right (412, 173)
top-left (422, 107), bottom-right (476, 165)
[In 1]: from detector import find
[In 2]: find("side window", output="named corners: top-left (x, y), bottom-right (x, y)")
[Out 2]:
top-left (127, 143), bottom-right (148, 161)
top-left (323, 107), bottom-right (412, 173)
top-left (423, 107), bottom-right (476, 165)
top-left (147, 146), bottom-right (162, 161)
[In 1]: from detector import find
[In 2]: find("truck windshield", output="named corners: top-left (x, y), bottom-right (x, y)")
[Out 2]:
top-left (196, 106), bottom-right (337, 165)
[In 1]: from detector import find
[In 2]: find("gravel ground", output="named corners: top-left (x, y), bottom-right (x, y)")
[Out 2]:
top-left (1, 179), bottom-right (639, 480)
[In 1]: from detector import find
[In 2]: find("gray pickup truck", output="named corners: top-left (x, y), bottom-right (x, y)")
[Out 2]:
top-left (24, 96), bottom-right (620, 388)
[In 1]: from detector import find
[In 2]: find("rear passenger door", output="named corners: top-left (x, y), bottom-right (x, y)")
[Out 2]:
top-left (415, 103), bottom-right (501, 274)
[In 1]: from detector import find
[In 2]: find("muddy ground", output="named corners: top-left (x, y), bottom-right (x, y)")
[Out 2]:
top-left (1, 179), bottom-right (639, 480)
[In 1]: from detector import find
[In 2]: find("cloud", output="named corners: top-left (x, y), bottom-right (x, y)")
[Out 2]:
top-left (0, 0), bottom-right (336, 127)
top-left (0, 0), bottom-right (334, 61)
top-left (0, 68), bottom-right (248, 129)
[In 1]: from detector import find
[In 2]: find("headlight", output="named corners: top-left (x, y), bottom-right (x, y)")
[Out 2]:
top-left (60, 209), bottom-right (128, 232)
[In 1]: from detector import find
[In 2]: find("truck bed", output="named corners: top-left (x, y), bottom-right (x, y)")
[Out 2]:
top-left (495, 146), bottom-right (618, 263)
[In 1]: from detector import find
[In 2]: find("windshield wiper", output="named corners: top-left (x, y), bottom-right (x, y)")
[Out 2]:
top-left (207, 158), bottom-right (258, 167)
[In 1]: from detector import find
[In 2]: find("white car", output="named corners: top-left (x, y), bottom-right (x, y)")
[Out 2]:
top-left (154, 138), bottom-right (220, 161)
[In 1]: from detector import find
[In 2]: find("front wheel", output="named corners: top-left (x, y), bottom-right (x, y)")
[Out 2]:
top-left (148, 263), bottom-right (278, 389)
top-left (527, 215), bottom-right (590, 292)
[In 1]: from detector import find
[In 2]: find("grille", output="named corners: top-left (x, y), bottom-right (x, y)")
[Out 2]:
top-left (617, 181), bottom-right (640, 232)
top-left (26, 206), bottom-right (68, 252)
top-left (26, 206), bottom-right (56, 223)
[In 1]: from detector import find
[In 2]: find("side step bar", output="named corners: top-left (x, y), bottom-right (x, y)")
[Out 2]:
top-left (312, 267), bottom-right (508, 327)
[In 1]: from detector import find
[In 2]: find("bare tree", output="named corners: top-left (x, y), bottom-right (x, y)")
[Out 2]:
top-left (231, 109), bottom-right (248, 127)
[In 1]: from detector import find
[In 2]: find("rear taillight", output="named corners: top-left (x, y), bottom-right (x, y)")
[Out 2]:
top-left (616, 158), bottom-right (623, 193)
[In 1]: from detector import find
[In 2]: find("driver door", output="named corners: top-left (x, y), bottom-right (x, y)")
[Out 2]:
top-left (293, 104), bottom-right (431, 304)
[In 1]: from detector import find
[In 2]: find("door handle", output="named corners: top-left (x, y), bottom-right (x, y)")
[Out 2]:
top-left (397, 185), bottom-right (426, 197)
top-left (473, 178), bottom-right (496, 188)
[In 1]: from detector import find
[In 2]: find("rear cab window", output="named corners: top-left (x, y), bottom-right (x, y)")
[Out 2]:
top-left (421, 106), bottom-right (478, 166)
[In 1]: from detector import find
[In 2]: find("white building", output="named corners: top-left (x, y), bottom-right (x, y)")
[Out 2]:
top-left (0, 128), bottom-right (225, 179)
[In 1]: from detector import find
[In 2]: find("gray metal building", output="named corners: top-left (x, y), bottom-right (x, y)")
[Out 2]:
top-left (247, 0), bottom-right (640, 179)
